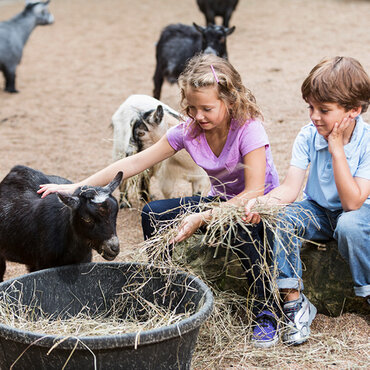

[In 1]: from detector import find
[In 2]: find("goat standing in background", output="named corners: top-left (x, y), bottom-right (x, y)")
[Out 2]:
top-left (153, 22), bottom-right (235, 100)
top-left (0, 165), bottom-right (122, 281)
top-left (0, 0), bottom-right (54, 93)
top-left (111, 94), bottom-right (209, 208)
top-left (196, 0), bottom-right (239, 27)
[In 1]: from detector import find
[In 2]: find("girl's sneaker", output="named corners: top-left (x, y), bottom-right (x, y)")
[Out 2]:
top-left (282, 293), bottom-right (317, 345)
top-left (251, 310), bottom-right (279, 348)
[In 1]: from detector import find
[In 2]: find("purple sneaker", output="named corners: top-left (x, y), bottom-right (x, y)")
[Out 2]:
top-left (251, 310), bottom-right (279, 348)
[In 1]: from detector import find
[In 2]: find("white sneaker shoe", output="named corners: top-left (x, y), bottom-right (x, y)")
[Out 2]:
top-left (282, 293), bottom-right (317, 345)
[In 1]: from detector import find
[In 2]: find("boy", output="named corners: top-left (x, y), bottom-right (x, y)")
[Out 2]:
top-left (244, 56), bottom-right (370, 346)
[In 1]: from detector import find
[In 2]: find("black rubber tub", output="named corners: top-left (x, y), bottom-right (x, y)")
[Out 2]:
top-left (0, 262), bottom-right (213, 369)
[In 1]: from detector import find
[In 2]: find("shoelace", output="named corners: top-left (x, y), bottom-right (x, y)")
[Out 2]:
top-left (284, 302), bottom-right (302, 323)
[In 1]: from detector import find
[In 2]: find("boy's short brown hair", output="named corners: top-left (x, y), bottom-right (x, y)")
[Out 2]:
top-left (301, 56), bottom-right (370, 113)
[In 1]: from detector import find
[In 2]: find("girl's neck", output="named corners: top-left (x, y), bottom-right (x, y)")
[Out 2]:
top-left (205, 116), bottom-right (232, 136)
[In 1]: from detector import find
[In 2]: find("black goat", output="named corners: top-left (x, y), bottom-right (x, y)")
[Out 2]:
top-left (0, 0), bottom-right (54, 93)
top-left (196, 0), bottom-right (239, 27)
top-left (0, 165), bottom-right (122, 281)
top-left (153, 22), bottom-right (235, 100)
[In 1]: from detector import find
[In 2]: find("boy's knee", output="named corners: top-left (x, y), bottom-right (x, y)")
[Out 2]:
top-left (335, 211), bottom-right (361, 236)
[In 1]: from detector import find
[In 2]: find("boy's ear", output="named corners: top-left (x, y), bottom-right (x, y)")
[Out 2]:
top-left (349, 106), bottom-right (362, 118)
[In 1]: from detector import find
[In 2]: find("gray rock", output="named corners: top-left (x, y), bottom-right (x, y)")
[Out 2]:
top-left (174, 236), bottom-right (369, 316)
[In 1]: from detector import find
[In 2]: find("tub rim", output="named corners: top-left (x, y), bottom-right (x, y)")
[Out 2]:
top-left (0, 261), bottom-right (214, 350)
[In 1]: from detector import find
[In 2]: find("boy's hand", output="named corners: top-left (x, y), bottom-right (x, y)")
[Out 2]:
top-left (243, 198), bottom-right (261, 224)
top-left (327, 116), bottom-right (351, 155)
top-left (172, 213), bottom-right (204, 243)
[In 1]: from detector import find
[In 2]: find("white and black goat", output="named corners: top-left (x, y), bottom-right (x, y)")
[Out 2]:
top-left (112, 94), bottom-right (209, 208)
top-left (196, 0), bottom-right (239, 27)
top-left (153, 22), bottom-right (235, 100)
top-left (0, 165), bottom-right (122, 281)
top-left (0, 0), bottom-right (54, 93)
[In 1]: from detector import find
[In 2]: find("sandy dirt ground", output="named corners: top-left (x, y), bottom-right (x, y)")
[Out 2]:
top-left (0, 0), bottom-right (369, 368)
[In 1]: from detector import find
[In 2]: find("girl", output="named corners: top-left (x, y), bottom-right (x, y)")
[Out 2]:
top-left (38, 53), bottom-right (280, 347)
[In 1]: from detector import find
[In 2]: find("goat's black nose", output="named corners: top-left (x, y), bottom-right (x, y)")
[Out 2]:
top-left (110, 242), bottom-right (120, 253)
top-left (105, 235), bottom-right (120, 254)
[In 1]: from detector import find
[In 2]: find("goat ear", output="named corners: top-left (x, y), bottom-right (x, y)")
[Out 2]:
top-left (57, 193), bottom-right (80, 210)
top-left (105, 171), bottom-right (123, 194)
top-left (153, 105), bottom-right (164, 125)
top-left (193, 22), bottom-right (205, 34)
top-left (225, 26), bottom-right (236, 35)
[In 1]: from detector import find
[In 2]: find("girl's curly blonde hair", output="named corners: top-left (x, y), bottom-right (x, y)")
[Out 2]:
top-left (178, 54), bottom-right (263, 127)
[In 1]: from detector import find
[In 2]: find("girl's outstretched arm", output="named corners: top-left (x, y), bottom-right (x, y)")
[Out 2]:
top-left (38, 136), bottom-right (176, 198)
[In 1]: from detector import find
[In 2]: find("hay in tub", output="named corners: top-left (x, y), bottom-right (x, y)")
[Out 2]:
top-left (0, 279), bottom-right (193, 338)
top-left (0, 265), bottom-right (200, 368)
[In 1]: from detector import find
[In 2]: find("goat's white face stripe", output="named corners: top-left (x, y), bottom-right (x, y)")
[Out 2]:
top-left (203, 46), bottom-right (218, 55)
top-left (92, 192), bottom-right (109, 203)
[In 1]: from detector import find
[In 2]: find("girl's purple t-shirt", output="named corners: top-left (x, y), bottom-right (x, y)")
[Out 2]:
top-left (166, 118), bottom-right (279, 200)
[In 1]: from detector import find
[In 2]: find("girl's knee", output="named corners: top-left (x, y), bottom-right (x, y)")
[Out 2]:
top-left (141, 201), bottom-right (160, 226)
top-left (142, 199), bottom-right (168, 215)
top-left (142, 203), bottom-right (151, 216)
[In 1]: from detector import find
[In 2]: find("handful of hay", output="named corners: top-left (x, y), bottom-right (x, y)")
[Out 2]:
top-left (140, 199), bottom-right (311, 266)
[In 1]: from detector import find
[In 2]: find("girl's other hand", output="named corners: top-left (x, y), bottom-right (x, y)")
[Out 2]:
top-left (172, 213), bottom-right (204, 243)
top-left (243, 198), bottom-right (261, 224)
top-left (37, 183), bottom-right (78, 198)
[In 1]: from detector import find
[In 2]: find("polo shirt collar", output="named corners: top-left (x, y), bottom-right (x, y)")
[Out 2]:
top-left (314, 129), bottom-right (329, 151)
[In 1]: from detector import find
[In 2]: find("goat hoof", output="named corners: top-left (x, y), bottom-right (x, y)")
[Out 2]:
top-left (5, 88), bottom-right (19, 93)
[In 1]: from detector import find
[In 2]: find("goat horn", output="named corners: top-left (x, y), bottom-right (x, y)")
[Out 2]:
top-left (105, 171), bottom-right (123, 194)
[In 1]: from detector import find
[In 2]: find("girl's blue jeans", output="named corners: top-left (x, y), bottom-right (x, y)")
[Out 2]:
top-left (272, 199), bottom-right (370, 297)
top-left (142, 195), bottom-right (277, 314)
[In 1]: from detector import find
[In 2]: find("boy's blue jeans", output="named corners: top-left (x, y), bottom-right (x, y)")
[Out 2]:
top-left (272, 199), bottom-right (370, 297)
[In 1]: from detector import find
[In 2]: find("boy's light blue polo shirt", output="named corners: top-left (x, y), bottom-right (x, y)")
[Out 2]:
top-left (290, 115), bottom-right (370, 211)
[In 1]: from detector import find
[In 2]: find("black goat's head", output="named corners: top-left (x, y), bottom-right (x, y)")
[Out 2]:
top-left (193, 23), bottom-right (235, 59)
top-left (57, 171), bottom-right (123, 260)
